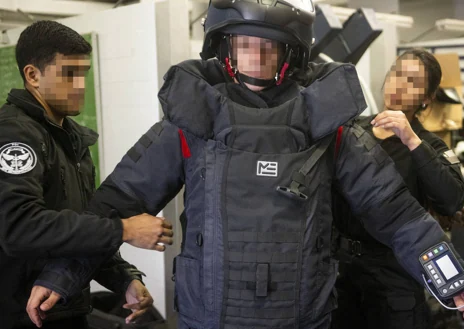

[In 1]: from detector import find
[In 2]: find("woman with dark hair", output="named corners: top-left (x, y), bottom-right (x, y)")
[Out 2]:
top-left (331, 48), bottom-right (464, 329)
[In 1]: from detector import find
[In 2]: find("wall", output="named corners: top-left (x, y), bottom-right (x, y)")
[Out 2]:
top-left (152, 0), bottom-right (189, 321)
top-left (398, 0), bottom-right (463, 43)
top-left (366, 22), bottom-right (400, 111)
top-left (347, 0), bottom-right (399, 13)
top-left (1, 2), bottom-right (184, 318)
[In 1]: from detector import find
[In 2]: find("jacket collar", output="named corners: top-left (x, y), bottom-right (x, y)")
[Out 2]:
top-left (7, 89), bottom-right (98, 149)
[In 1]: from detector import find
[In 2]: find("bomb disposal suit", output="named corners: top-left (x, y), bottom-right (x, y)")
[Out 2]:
top-left (34, 1), bottom-right (464, 328)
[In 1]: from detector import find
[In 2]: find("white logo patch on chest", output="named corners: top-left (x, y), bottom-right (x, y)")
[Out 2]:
top-left (257, 161), bottom-right (278, 177)
top-left (0, 142), bottom-right (37, 175)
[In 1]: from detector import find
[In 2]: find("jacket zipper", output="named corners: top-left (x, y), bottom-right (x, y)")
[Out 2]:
top-left (212, 170), bottom-right (218, 314)
top-left (75, 162), bottom-right (86, 210)
top-left (47, 119), bottom-right (87, 210)
top-left (212, 144), bottom-right (225, 315)
top-left (60, 168), bottom-right (68, 199)
top-left (58, 125), bottom-right (86, 210)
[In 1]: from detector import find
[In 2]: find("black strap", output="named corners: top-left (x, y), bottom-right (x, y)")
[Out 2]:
top-left (339, 237), bottom-right (363, 257)
top-left (228, 289), bottom-right (294, 301)
top-left (236, 72), bottom-right (275, 87)
top-left (229, 251), bottom-right (298, 263)
top-left (352, 123), bottom-right (376, 151)
top-left (127, 147), bottom-right (141, 163)
top-left (226, 306), bottom-right (294, 319)
top-left (339, 236), bottom-right (389, 256)
top-left (151, 122), bottom-right (164, 136)
top-left (139, 134), bottom-right (152, 148)
top-left (230, 270), bottom-right (296, 283)
top-left (228, 231), bottom-right (300, 243)
top-left (352, 122), bottom-right (388, 164)
top-left (298, 134), bottom-right (335, 176)
top-left (277, 133), bottom-right (335, 200)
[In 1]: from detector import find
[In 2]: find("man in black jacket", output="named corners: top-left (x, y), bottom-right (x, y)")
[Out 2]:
top-left (0, 21), bottom-right (173, 329)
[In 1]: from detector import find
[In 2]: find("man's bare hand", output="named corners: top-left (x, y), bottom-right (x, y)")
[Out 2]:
top-left (26, 285), bottom-right (62, 328)
top-left (123, 280), bottom-right (154, 324)
top-left (122, 213), bottom-right (173, 251)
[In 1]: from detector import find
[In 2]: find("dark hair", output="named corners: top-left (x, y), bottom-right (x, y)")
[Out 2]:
top-left (397, 48), bottom-right (442, 101)
top-left (16, 20), bottom-right (92, 82)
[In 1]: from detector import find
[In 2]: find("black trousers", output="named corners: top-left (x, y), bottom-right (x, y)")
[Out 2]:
top-left (331, 251), bottom-right (429, 329)
top-left (16, 316), bottom-right (88, 329)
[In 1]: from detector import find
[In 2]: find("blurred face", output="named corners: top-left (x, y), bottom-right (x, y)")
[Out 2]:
top-left (231, 35), bottom-right (282, 82)
top-left (37, 53), bottom-right (91, 116)
top-left (383, 55), bottom-right (428, 112)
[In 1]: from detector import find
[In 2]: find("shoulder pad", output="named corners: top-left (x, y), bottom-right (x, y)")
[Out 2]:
top-left (158, 60), bottom-right (226, 140)
top-left (302, 64), bottom-right (367, 140)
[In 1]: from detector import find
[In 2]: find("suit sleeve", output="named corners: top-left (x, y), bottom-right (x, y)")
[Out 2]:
top-left (411, 134), bottom-right (464, 215)
top-left (0, 119), bottom-right (122, 258)
top-left (34, 251), bottom-right (146, 299)
top-left (35, 119), bottom-right (185, 298)
top-left (335, 124), bottom-right (460, 285)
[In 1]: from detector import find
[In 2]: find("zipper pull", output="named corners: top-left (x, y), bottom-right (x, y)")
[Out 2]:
top-left (77, 163), bottom-right (81, 172)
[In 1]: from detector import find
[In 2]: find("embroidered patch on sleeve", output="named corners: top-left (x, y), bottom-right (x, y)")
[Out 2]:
top-left (0, 142), bottom-right (38, 175)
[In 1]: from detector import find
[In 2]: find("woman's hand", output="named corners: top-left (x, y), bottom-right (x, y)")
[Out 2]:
top-left (371, 111), bottom-right (422, 151)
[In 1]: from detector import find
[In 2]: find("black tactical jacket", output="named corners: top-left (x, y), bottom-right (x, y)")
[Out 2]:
top-left (0, 89), bottom-right (142, 328)
top-left (334, 115), bottom-right (464, 248)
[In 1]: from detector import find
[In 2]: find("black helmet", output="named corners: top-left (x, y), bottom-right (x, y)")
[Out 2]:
top-left (201, 0), bottom-right (316, 85)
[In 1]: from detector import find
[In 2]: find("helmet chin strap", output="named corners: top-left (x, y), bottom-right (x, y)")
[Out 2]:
top-left (236, 72), bottom-right (275, 88)
top-left (222, 35), bottom-right (293, 91)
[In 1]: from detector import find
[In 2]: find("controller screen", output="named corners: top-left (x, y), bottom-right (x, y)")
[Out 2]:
top-left (436, 254), bottom-right (459, 280)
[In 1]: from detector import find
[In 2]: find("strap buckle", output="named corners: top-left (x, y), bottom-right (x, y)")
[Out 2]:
top-left (276, 186), bottom-right (308, 201)
top-left (349, 239), bottom-right (362, 256)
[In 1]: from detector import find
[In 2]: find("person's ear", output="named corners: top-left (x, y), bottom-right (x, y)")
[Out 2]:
top-left (23, 65), bottom-right (41, 88)
top-left (421, 97), bottom-right (432, 109)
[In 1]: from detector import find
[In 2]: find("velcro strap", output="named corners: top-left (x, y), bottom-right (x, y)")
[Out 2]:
top-left (358, 132), bottom-right (377, 151)
top-left (139, 134), bottom-right (152, 148)
top-left (352, 123), bottom-right (377, 151)
top-left (151, 122), bottom-right (164, 136)
top-left (228, 232), bottom-right (300, 243)
top-left (352, 123), bottom-right (365, 138)
top-left (229, 251), bottom-right (298, 263)
top-left (256, 264), bottom-right (269, 297)
top-left (127, 147), bottom-right (141, 163)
